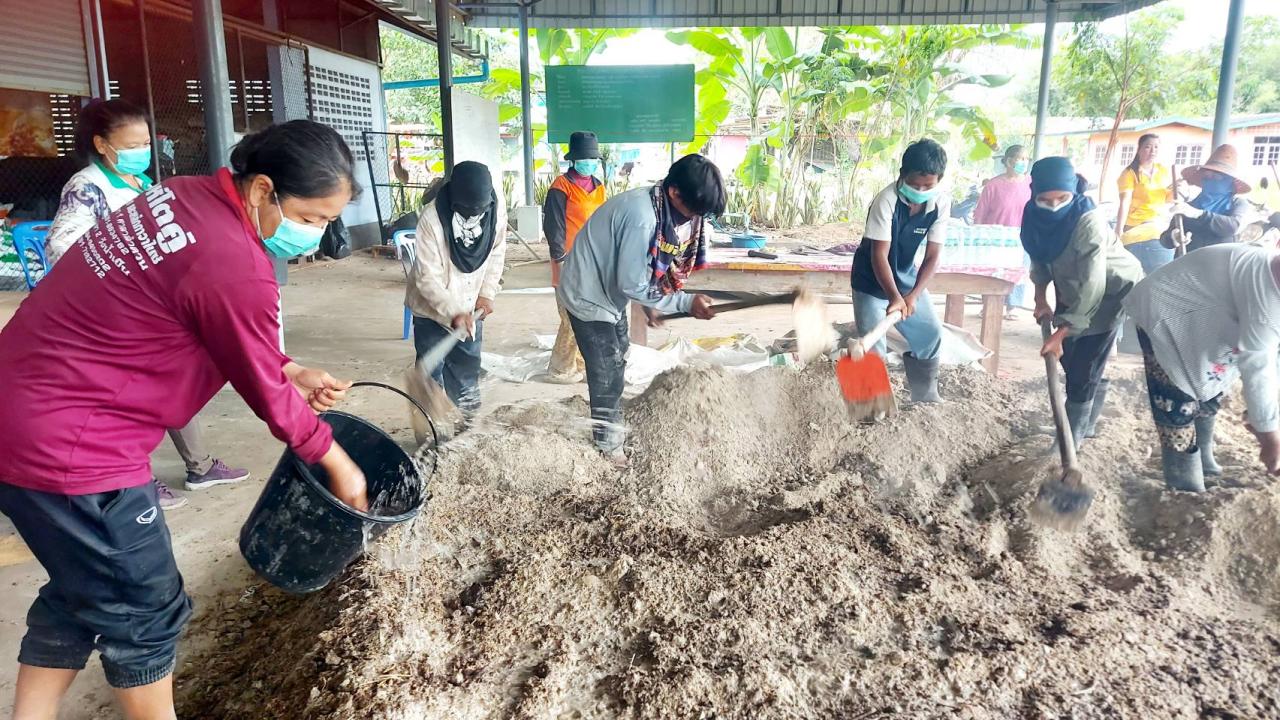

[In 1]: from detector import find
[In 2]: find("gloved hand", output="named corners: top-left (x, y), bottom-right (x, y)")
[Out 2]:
top-left (1169, 227), bottom-right (1187, 248)
top-left (1172, 201), bottom-right (1203, 219)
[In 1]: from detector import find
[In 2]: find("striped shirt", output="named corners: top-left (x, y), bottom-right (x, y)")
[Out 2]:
top-left (1123, 244), bottom-right (1280, 432)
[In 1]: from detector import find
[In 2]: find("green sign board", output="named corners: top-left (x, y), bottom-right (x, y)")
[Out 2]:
top-left (546, 65), bottom-right (695, 144)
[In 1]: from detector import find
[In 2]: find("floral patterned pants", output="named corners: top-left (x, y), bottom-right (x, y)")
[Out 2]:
top-left (1138, 329), bottom-right (1221, 452)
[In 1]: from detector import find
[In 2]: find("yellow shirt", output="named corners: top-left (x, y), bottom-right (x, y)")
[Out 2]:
top-left (1117, 164), bottom-right (1172, 227)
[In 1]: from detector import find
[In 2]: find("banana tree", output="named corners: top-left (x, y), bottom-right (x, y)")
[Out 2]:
top-left (847, 24), bottom-right (1032, 164)
top-left (535, 28), bottom-right (637, 66)
top-left (668, 27), bottom-right (803, 222)
top-left (666, 28), bottom-right (781, 144)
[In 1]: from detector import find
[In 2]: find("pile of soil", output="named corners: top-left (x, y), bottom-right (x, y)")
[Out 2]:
top-left (776, 220), bottom-right (865, 247)
top-left (178, 363), bottom-right (1280, 719)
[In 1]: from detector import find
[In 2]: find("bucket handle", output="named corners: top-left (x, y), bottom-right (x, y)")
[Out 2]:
top-left (347, 381), bottom-right (440, 471)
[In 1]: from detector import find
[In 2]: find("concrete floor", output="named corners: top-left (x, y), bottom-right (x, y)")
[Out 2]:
top-left (0, 248), bottom-right (1088, 717)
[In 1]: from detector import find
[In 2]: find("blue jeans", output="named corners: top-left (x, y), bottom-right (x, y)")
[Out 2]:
top-left (854, 290), bottom-right (943, 360)
top-left (412, 316), bottom-right (484, 414)
top-left (1126, 239), bottom-right (1173, 275)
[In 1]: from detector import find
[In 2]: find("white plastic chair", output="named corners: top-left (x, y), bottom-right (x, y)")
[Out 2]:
top-left (392, 230), bottom-right (417, 340)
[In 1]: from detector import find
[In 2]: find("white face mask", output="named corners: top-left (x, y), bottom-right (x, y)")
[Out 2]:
top-left (1035, 197), bottom-right (1073, 213)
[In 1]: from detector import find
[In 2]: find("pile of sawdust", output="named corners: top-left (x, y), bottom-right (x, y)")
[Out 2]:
top-left (178, 364), bottom-right (1280, 719)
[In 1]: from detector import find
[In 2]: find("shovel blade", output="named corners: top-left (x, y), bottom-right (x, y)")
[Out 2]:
top-left (1029, 468), bottom-right (1093, 532)
top-left (792, 289), bottom-right (833, 363)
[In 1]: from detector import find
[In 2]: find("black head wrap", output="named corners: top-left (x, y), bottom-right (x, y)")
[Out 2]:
top-left (435, 161), bottom-right (498, 273)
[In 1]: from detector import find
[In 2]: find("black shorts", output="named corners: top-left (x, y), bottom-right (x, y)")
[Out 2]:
top-left (0, 481), bottom-right (192, 689)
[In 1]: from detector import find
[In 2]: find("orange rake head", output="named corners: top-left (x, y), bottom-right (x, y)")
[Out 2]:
top-left (835, 344), bottom-right (896, 422)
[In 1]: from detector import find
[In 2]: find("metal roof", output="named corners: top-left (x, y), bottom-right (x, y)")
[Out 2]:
top-left (372, 0), bottom-right (490, 57)
top-left (457, 0), bottom-right (1165, 29)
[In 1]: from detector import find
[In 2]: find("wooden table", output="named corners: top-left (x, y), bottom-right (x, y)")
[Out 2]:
top-left (630, 248), bottom-right (1022, 373)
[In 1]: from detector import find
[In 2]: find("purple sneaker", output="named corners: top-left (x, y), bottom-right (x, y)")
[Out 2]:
top-left (156, 481), bottom-right (188, 510)
top-left (186, 459), bottom-right (250, 491)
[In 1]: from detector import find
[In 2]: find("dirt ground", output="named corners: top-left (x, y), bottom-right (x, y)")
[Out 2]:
top-left (1, 247), bottom-right (1275, 719)
top-left (775, 220), bottom-right (866, 247)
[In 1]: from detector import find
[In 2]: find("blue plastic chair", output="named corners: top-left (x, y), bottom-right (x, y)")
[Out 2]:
top-left (12, 221), bottom-right (51, 290)
top-left (392, 230), bottom-right (417, 340)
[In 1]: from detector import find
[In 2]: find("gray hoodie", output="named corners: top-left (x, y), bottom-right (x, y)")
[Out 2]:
top-left (556, 186), bottom-right (694, 324)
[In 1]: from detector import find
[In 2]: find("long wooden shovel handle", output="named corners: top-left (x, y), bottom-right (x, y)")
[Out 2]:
top-left (1042, 320), bottom-right (1079, 472)
top-left (848, 311), bottom-right (902, 358)
top-left (661, 291), bottom-right (797, 321)
top-left (1172, 163), bottom-right (1188, 258)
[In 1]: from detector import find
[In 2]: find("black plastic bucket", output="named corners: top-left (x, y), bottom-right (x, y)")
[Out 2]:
top-left (239, 382), bottom-right (438, 594)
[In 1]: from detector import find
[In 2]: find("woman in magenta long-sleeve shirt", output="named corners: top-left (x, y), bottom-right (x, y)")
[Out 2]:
top-left (0, 120), bottom-right (367, 719)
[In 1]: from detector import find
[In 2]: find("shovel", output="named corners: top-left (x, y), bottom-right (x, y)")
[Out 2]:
top-left (1029, 319), bottom-right (1094, 531)
top-left (835, 311), bottom-right (901, 422)
top-left (660, 290), bottom-right (834, 364)
top-left (659, 290), bottom-right (798, 321)
top-left (403, 309), bottom-right (483, 445)
top-left (1171, 163), bottom-right (1189, 258)
top-left (417, 308), bottom-right (485, 375)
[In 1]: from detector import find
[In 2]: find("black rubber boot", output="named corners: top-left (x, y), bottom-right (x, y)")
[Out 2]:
top-left (1161, 446), bottom-right (1206, 493)
top-left (902, 354), bottom-right (942, 403)
top-left (1065, 400), bottom-right (1091, 451)
top-left (1195, 415), bottom-right (1223, 476)
top-left (1084, 379), bottom-right (1110, 439)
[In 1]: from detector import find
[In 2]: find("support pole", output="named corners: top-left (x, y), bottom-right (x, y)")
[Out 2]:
top-left (193, 0), bottom-right (236, 169)
top-left (1212, 0), bottom-right (1247, 151)
top-left (1031, 0), bottom-right (1058, 161)
top-left (435, 0), bottom-right (455, 172)
top-left (262, 0), bottom-right (287, 285)
top-left (137, 0), bottom-right (161, 179)
top-left (519, 1), bottom-right (535, 205)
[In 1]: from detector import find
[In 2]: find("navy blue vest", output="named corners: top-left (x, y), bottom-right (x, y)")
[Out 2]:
top-left (851, 199), bottom-right (939, 299)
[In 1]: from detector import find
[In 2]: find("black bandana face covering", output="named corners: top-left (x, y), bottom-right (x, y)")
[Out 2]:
top-left (436, 161), bottom-right (499, 273)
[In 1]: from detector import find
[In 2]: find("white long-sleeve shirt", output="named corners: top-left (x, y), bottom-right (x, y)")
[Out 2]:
top-left (405, 198), bottom-right (507, 328)
top-left (46, 162), bottom-right (152, 265)
top-left (1123, 244), bottom-right (1280, 432)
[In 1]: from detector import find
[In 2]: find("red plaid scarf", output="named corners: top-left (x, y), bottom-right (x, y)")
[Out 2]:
top-left (647, 184), bottom-right (707, 299)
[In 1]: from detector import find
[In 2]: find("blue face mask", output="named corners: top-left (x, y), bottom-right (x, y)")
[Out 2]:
top-left (898, 182), bottom-right (939, 205)
top-left (109, 144), bottom-right (152, 177)
top-left (1013, 160), bottom-right (1029, 175)
top-left (573, 159), bottom-right (601, 177)
top-left (1199, 175), bottom-right (1235, 196)
top-left (257, 195), bottom-right (326, 259)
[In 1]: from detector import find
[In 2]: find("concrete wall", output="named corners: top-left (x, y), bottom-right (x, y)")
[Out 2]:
top-left (451, 90), bottom-right (502, 196)
top-left (305, 45), bottom-right (388, 250)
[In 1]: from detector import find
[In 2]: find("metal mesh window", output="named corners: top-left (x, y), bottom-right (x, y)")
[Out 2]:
top-left (0, 88), bottom-right (85, 289)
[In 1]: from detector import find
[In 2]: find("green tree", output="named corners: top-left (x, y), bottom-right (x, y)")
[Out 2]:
top-left (535, 28), bottom-right (636, 65)
top-left (379, 26), bottom-right (491, 129)
top-left (380, 26), bottom-right (441, 128)
top-left (665, 28), bottom-right (794, 221)
top-left (1054, 6), bottom-right (1183, 199)
top-left (670, 25), bottom-right (1031, 225)
top-left (1166, 16), bottom-right (1280, 116)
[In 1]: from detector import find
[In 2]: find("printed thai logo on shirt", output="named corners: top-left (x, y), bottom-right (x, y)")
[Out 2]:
top-left (80, 184), bottom-right (198, 279)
